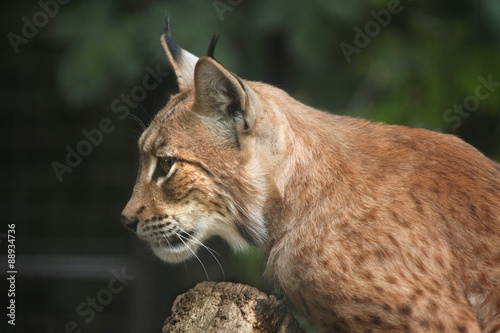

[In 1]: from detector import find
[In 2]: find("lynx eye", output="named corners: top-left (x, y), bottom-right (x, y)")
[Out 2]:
top-left (159, 156), bottom-right (176, 178)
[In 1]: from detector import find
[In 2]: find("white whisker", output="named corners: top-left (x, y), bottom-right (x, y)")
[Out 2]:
top-left (126, 113), bottom-right (147, 131)
top-left (162, 234), bottom-right (174, 252)
top-left (127, 130), bottom-right (143, 141)
top-left (137, 103), bottom-right (153, 124)
top-left (175, 232), bottom-right (209, 280)
top-left (178, 228), bottom-right (222, 257)
top-left (178, 229), bottom-right (225, 279)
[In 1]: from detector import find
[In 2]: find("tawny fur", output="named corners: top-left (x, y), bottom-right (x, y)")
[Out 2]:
top-left (122, 24), bottom-right (500, 333)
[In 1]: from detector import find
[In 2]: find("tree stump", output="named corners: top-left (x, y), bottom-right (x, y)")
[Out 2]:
top-left (162, 281), bottom-right (305, 332)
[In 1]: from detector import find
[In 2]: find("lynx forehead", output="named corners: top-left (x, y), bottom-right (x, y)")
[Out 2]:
top-left (121, 17), bottom-right (500, 333)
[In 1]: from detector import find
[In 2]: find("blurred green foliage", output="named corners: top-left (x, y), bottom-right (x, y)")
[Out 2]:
top-left (49, 0), bottom-right (500, 159)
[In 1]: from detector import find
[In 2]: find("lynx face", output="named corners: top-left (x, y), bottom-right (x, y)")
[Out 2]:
top-left (121, 27), bottom-right (270, 263)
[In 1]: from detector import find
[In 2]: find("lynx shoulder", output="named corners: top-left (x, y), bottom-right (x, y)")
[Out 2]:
top-left (121, 18), bottom-right (500, 332)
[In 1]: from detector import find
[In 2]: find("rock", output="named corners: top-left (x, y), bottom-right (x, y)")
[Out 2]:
top-left (163, 281), bottom-right (304, 333)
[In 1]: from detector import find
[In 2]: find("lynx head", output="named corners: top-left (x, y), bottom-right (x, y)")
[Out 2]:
top-left (121, 18), bottom-right (276, 263)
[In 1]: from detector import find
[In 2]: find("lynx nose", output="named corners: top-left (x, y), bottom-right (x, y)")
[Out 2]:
top-left (120, 215), bottom-right (138, 233)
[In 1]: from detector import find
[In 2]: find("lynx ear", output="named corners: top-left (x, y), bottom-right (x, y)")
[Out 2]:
top-left (161, 15), bottom-right (198, 90)
top-left (193, 56), bottom-right (255, 132)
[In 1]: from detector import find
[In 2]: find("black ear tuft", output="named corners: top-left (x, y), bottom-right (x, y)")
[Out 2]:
top-left (206, 33), bottom-right (220, 59)
top-left (162, 12), bottom-right (181, 62)
top-left (163, 11), bottom-right (171, 37)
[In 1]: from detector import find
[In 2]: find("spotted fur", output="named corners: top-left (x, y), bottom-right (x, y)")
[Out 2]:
top-left (121, 18), bottom-right (500, 333)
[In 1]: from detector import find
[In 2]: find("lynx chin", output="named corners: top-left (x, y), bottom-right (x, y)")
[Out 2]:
top-left (121, 17), bottom-right (500, 333)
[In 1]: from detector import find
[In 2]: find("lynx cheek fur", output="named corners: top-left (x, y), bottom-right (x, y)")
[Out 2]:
top-left (121, 19), bottom-right (500, 333)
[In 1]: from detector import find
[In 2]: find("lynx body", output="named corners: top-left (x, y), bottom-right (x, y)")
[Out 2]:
top-left (121, 20), bottom-right (500, 332)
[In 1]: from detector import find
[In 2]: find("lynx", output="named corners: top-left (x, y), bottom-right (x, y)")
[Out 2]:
top-left (121, 18), bottom-right (500, 332)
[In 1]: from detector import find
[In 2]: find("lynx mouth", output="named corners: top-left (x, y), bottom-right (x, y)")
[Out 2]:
top-left (151, 229), bottom-right (197, 249)
top-left (143, 227), bottom-right (203, 263)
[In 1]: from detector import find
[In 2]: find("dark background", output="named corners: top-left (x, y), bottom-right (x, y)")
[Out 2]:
top-left (2, 1), bottom-right (499, 332)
